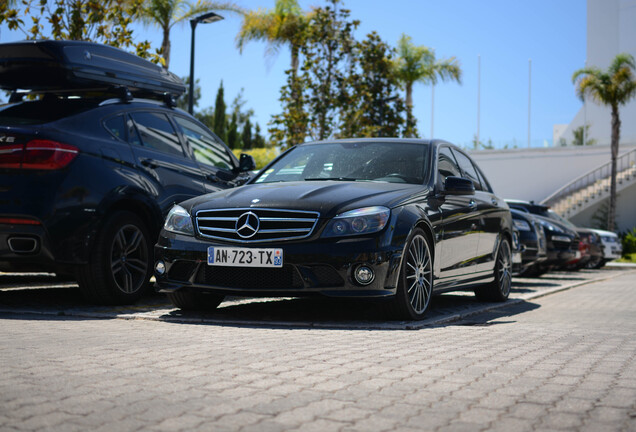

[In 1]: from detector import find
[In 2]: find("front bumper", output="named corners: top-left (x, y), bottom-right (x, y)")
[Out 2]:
top-left (154, 231), bottom-right (403, 298)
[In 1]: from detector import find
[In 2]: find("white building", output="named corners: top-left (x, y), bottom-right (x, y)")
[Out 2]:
top-left (554, 0), bottom-right (636, 147)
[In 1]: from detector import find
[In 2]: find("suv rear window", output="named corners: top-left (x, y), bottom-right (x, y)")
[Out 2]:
top-left (0, 98), bottom-right (100, 125)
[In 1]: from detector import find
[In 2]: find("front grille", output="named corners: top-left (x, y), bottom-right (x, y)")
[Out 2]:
top-left (195, 208), bottom-right (320, 243)
top-left (197, 265), bottom-right (304, 290)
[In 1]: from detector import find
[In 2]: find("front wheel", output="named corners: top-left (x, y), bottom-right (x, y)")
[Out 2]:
top-left (385, 228), bottom-right (434, 320)
top-left (475, 238), bottom-right (512, 302)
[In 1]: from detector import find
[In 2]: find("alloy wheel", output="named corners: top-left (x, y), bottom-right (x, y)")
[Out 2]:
top-left (110, 224), bottom-right (149, 294)
top-left (497, 240), bottom-right (512, 297)
top-left (405, 234), bottom-right (433, 314)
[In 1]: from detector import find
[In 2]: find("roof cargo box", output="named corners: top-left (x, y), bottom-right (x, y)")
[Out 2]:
top-left (0, 40), bottom-right (185, 96)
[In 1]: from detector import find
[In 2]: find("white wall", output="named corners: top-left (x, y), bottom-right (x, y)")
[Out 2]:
top-left (469, 144), bottom-right (636, 202)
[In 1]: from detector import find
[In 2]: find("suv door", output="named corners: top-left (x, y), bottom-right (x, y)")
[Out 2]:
top-left (126, 111), bottom-right (205, 211)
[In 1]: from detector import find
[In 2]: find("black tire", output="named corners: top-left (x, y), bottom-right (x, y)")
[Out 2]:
top-left (475, 238), bottom-right (512, 302)
top-left (520, 264), bottom-right (547, 278)
top-left (594, 259), bottom-right (607, 269)
top-left (167, 290), bottom-right (224, 311)
top-left (586, 256), bottom-right (602, 269)
top-left (385, 228), bottom-right (434, 320)
top-left (77, 211), bottom-right (152, 304)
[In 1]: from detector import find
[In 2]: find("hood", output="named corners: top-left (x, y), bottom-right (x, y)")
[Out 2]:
top-left (183, 181), bottom-right (427, 218)
top-left (534, 215), bottom-right (578, 237)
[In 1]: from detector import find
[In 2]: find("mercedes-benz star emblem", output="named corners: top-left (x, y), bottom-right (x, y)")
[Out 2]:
top-left (236, 211), bottom-right (260, 239)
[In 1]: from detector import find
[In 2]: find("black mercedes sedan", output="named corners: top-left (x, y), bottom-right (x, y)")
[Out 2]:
top-left (154, 139), bottom-right (514, 320)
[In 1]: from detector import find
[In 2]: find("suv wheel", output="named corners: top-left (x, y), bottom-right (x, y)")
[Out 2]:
top-left (77, 211), bottom-right (152, 304)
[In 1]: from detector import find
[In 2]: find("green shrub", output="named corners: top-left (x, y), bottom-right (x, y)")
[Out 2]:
top-left (621, 227), bottom-right (636, 255)
top-left (233, 148), bottom-right (279, 170)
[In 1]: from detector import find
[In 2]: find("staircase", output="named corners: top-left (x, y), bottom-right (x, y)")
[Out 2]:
top-left (541, 148), bottom-right (636, 218)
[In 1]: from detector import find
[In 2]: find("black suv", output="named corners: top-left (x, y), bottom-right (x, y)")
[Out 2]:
top-left (0, 40), bottom-right (254, 304)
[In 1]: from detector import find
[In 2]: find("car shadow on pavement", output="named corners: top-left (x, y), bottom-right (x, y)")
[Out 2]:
top-left (161, 293), bottom-right (541, 330)
top-left (450, 300), bottom-right (541, 327)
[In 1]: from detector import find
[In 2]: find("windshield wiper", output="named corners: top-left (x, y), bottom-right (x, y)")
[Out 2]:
top-left (304, 177), bottom-right (358, 182)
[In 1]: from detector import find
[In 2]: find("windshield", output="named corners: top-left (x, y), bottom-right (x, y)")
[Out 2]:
top-left (254, 141), bottom-right (429, 185)
top-left (548, 210), bottom-right (577, 229)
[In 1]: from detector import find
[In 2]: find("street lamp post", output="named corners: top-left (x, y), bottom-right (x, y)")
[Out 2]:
top-left (189, 11), bottom-right (224, 114)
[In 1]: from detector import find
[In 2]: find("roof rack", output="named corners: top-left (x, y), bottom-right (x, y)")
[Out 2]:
top-left (8, 85), bottom-right (181, 107)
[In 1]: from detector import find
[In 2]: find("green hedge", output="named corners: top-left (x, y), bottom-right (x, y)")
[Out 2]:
top-left (233, 148), bottom-right (279, 170)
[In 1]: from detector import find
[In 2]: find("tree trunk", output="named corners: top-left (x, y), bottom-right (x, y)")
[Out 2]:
top-left (162, 27), bottom-right (171, 69)
top-left (608, 105), bottom-right (620, 232)
top-left (405, 82), bottom-right (414, 137)
top-left (290, 44), bottom-right (300, 106)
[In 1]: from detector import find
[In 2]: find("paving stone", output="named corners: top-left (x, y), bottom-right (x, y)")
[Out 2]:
top-left (0, 269), bottom-right (634, 431)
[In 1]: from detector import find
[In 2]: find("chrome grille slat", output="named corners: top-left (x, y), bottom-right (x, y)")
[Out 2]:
top-left (195, 208), bottom-right (320, 243)
top-left (258, 228), bottom-right (312, 234)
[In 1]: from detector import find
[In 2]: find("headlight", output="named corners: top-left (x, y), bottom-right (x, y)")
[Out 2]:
top-left (537, 219), bottom-right (563, 233)
top-left (513, 219), bottom-right (531, 231)
top-left (551, 235), bottom-right (571, 243)
top-left (322, 206), bottom-right (390, 238)
top-left (164, 205), bottom-right (194, 236)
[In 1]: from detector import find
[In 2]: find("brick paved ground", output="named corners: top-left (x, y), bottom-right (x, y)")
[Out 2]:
top-left (0, 271), bottom-right (635, 431)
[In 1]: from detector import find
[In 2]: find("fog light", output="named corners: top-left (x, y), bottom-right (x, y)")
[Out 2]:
top-left (155, 260), bottom-right (166, 275)
top-left (354, 265), bottom-right (375, 285)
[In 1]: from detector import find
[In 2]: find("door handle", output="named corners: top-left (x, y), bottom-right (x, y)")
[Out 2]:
top-left (140, 158), bottom-right (158, 169)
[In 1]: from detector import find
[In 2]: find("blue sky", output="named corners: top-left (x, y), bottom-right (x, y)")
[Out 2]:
top-left (1, 0), bottom-right (587, 148)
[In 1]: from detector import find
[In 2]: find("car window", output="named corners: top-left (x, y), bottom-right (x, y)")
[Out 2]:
top-left (103, 115), bottom-right (126, 141)
top-left (126, 116), bottom-right (142, 147)
top-left (451, 149), bottom-right (482, 191)
top-left (173, 116), bottom-right (234, 170)
top-left (475, 166), bottom-right (493, 193)
top-left (437, 146), bottom-right (461, 185)
top-left (129, 112), bottom-right (184, 157)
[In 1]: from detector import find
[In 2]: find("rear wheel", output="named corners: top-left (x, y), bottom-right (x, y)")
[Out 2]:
top-left (77, 211), bottom-right (152, 304)
top-left (167, 290), bottom-right (224, 311)
top-left (475, 238), bottom-right (512, 302)
top-left (385, 228), bottom-right (433, 320)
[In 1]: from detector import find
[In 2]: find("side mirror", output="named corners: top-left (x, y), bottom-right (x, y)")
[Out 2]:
top-left (238, 153), bottom-right (256, 172)
top-left (444, 176), bottom-right (475, 195)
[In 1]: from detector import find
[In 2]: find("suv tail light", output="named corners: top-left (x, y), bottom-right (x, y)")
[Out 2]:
top-left (0, 140), bottom-right (79, 170)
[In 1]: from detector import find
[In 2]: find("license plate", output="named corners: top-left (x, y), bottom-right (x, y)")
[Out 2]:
top-left (575, 251), bottom-right (581, 259)
top-left (207, 247), bottom-right (283, 268)
top-left (513, 252), bottom-right (522, 264)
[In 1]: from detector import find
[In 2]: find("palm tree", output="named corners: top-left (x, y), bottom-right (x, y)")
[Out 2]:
top-left (573, 53), bottom-right (636, 232)
top-left (392, 34), bottom-right (462, 137)
top-left (138, 0), bottom-right (243, 69)
top-left (236, 0), bottom-right (310, 80)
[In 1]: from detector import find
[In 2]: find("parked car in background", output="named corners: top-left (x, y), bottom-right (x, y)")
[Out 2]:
top-left (589, 228), bottom-right (623, 267)
top-left (510, 209), bottom-right (547, 276)
top-left (155, 139), bottom-right (514, 320)
top-left (506, 200), bottom-right (580, 276)
top-left (0, 40), bottom-right (254, 304)
top-left (571, 229), bottom-right (604, 269)
top-left (534, 206), bottom-right (604, 271)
